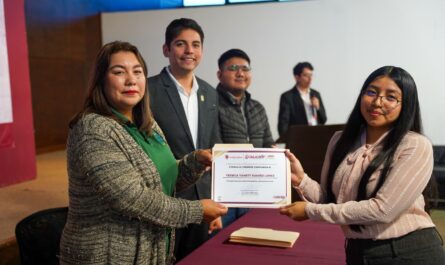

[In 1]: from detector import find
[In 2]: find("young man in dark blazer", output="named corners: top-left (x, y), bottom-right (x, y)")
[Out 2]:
top-left (148, 18), bottom-right (221, 261)
top-left (278, 62), bottom-right (327, 138)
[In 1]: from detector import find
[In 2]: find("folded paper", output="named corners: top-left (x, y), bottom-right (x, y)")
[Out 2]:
top-left (230, 227), bottom-right (300, 248)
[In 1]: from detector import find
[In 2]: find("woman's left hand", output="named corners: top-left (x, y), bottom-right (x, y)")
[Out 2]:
top-left (195, 149), bottom-right (212, 171)
top-left (279, 201), bottom-right (309, 221)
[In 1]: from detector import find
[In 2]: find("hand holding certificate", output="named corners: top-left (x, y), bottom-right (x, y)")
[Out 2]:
top-left (212, 145), bottom-right (291, 208)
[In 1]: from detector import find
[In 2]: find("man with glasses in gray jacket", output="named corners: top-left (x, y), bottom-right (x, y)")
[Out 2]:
top-left (216, 48), bottom-right (274, 226)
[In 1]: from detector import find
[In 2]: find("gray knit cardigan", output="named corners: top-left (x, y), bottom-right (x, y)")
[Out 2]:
top-left (60, 113), bottom-right (204, 265)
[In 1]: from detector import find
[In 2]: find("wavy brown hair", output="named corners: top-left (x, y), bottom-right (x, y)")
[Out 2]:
top-left (70, 41), bottom-right (153, 135)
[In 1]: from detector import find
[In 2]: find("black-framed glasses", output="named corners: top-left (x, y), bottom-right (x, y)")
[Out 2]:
top-left (362, 89), bottom-right (401, 107)
top-left (225, 64), bottom-right (251, 72)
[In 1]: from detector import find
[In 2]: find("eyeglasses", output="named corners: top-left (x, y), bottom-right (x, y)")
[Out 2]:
top-left (225, 64), bottom-right (251, 72)
top-left (362, 89), bottom-right (401, 107)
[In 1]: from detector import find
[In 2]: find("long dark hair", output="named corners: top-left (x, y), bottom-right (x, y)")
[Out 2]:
top-left (69, 41), bottom-right (153, 135)
top-left (325, 66), bottom-right (423, 232)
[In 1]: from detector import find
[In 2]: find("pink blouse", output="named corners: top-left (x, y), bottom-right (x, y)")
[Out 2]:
top-left (296, 130), bottom-right (435, 240)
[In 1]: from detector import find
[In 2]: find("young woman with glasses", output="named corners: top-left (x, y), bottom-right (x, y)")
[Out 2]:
top-left (280, 66), bottom-right (445, 265)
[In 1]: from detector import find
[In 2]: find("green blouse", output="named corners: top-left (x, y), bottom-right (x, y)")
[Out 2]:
top-left (112, 110), bottom-right (178, 253)
top-left (111, 110), bottom-right (178, 196)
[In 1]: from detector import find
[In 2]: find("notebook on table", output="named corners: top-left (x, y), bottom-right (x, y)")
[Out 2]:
top-left (229, 227), bottom-right (300, 248)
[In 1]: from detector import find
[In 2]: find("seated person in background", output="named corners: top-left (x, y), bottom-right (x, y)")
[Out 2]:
top-left (59, 41), bottom-right (227, 265)
top-left (216, 48), bottom-right (275, 226)
top-left (278, 62), bottom-right (327, 138)
top-left (280, 66), bottom-right (445, 265)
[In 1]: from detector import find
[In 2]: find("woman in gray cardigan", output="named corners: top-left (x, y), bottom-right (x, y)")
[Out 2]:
top-left (59, 41), bottom-right (227, 265)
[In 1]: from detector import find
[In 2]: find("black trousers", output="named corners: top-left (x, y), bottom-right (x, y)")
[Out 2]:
top-left (345, 227), bottom-right (445, 265)
top-left (174, 223), bottom-right (209, 263)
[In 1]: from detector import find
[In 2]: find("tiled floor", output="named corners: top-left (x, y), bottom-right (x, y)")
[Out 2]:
top-left (0, 150), bottom-right (68, 242)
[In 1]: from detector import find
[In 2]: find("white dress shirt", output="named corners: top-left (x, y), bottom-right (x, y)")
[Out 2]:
top-left (166, 66), bottom-right (199, 148)
top-left (298, 88), bottom-right (317, 126)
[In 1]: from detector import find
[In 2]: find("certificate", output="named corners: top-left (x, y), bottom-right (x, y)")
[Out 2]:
top-left (212, 145), bottom-right (291, 208)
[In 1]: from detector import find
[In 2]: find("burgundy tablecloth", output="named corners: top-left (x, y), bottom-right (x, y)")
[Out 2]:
top-left (177, 209), bottom-right (346, 265)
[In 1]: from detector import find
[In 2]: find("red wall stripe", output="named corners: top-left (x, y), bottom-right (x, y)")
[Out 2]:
top-left (0, 0), bottom-right (36, 187)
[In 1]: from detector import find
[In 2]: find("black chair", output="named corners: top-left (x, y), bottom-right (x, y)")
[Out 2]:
top-left (433, 146), bottom-right (445, 207)
top-left (15, 207), bottom-right (68, 265)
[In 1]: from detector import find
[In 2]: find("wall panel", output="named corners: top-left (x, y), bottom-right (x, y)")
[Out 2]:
top-left (102, 0), bottom-right (445, 144)
top-left (25, 0), bottom-right (101, 152)
top-left (0, 0), bottom-right (35, 186)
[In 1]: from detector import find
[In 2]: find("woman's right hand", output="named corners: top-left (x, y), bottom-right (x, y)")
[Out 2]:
top-left (279, 201), bottom-right (308, 221)
top-left (200, 199), bottom-right (228, 223)
top-left (285, 150), bottom-right (306, 187)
